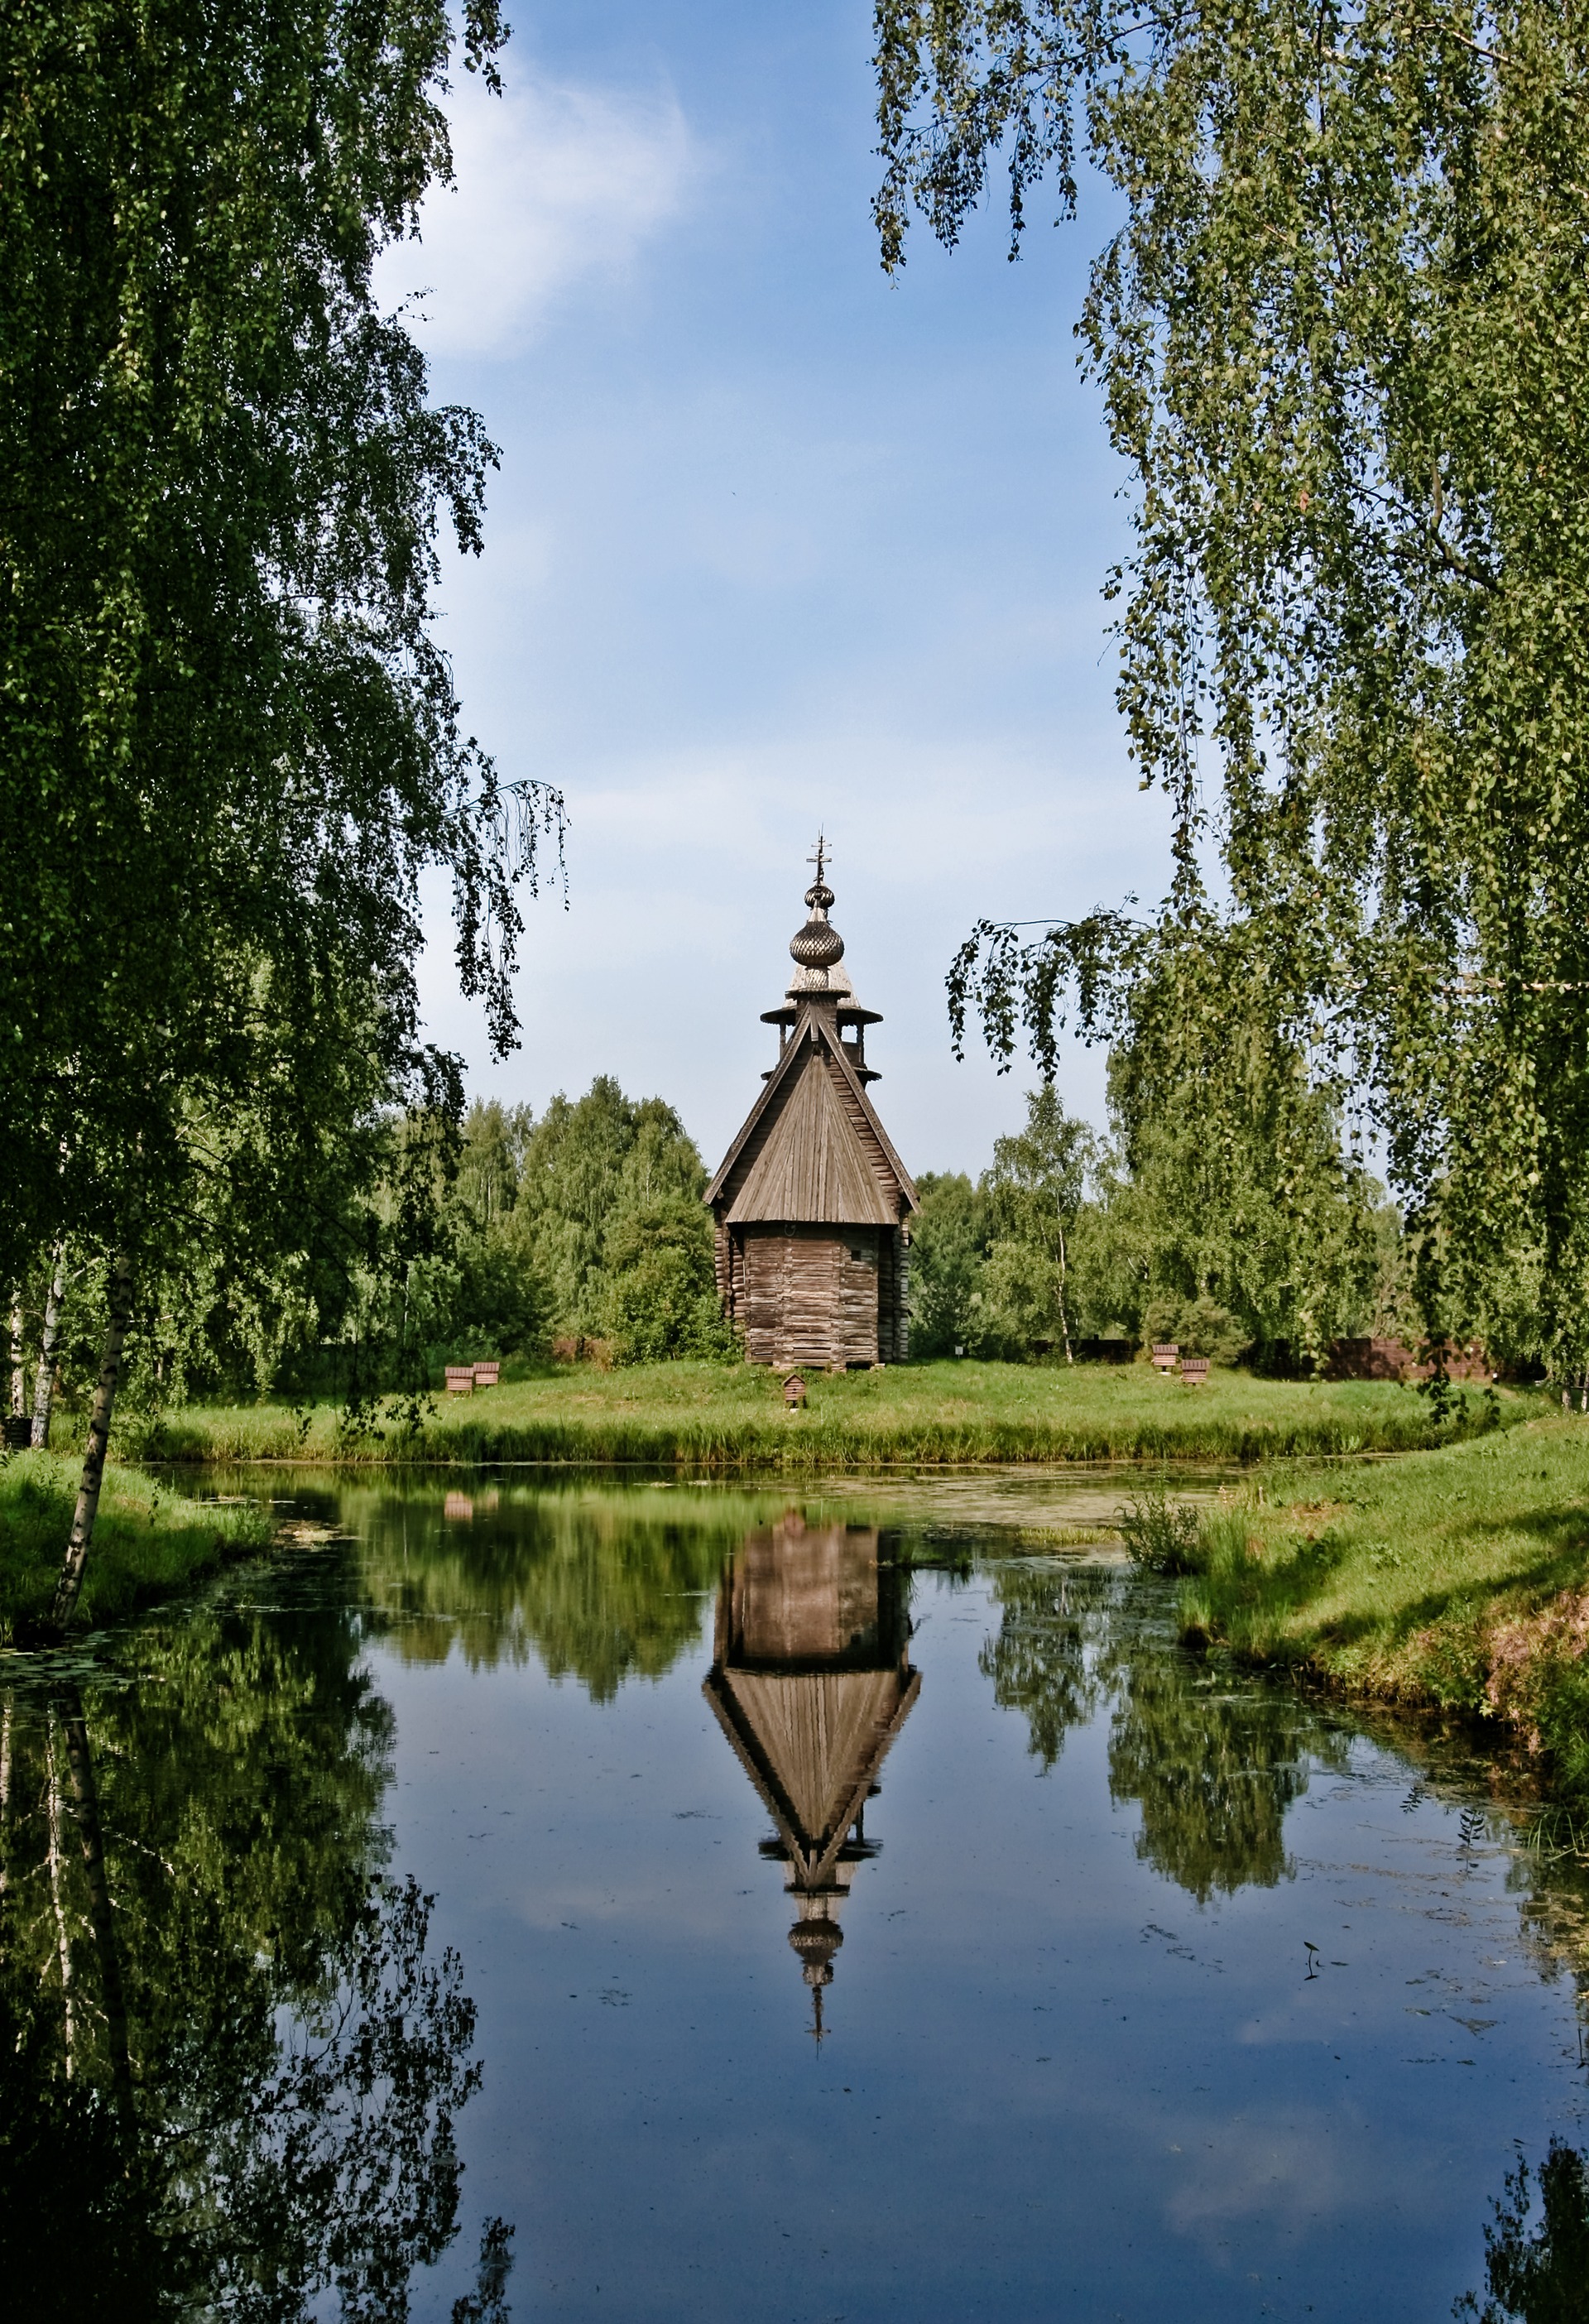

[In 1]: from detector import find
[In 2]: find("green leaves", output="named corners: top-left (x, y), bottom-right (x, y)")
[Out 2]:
top-left (0, 0), bottom-right (560, 1335)
top-left (881, 0), bottom-right (1589, 1369)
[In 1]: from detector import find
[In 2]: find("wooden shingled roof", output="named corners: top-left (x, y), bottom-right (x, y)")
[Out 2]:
top-left (703, 1661), bottom-right (921, 1894)
top-left (705, 1005), bottom-right (918, 1227)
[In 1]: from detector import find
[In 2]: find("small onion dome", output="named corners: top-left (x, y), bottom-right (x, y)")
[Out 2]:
top-left (790, 883), bottom-right (845, 972)
top-left (789, 1917), bottom-right (843, 1986)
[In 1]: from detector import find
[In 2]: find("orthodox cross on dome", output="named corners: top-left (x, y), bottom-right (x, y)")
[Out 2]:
top-left (790, 836), bottom-right (845, 974)
top-left (802, 833), bottom-right (837, 921)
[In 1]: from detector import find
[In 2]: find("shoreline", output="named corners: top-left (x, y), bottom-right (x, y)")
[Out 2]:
top-left (0, 1450), bottom-right (274, 1645)
top-left (8, 1404), bottom-right (1588, 1822)
top-left (1177, 1414), bottom-right (1589, 1806)
top-left (115, 1357), bottom-right (1519, 1472)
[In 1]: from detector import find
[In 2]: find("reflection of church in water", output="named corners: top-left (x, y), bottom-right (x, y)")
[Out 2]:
top-left (703, 1514), bottom-right (919, 2038)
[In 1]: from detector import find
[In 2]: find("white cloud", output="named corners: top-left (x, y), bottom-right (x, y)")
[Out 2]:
top-left (375, 67), bottom-right (694, 358)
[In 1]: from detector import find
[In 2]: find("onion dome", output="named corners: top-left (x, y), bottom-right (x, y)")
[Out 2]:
top-left (789, 1913), bottom-right (843, 1988)
top-left (790, 878), bottom-right (845, 973)
top-left (757, 851), bottom-right (881, 1054)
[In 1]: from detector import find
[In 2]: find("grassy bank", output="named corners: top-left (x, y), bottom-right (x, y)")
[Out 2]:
top-left (1174, 1416), bottom-right (1589, 1800)
top-left (0, 1451), bottom-right (272, 1641)
top-left (124, 1357), bottom-right (1519, 1471)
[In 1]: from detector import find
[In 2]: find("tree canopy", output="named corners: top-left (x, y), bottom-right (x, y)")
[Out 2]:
top-left (907, 1083), bottom-right (1387, 1361)
top-left (2, 0), bottom-right (559, 1278)
top-left (877, 0), bottom-right (1589, 1371)
top-left (0, 0), bottom-right (564, 1606)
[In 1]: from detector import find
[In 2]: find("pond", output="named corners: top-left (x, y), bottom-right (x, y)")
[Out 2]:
top-left (2, 1469), bottom-right (1587, 2322)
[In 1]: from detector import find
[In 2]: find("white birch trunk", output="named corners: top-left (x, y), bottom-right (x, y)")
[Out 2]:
top-left (1056, 1227), bottom-right (1073, 1365)
top-left (0, 1697), bottom-right (10, 1900)
top-left (46, 1716), bottom-right (75, 2076)
top-left (7, 1290), bottom-right (23, 1418)
top-left (31, 1244), bottom-right (65, 1449)
top-left (49, 1249), bottom-right (134, 1632)
top-left (60, 1689), bottom-right (133, 2106)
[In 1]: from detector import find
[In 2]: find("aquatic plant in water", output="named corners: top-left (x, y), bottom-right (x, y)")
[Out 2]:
top-left (1117, 1486), bottom-right (1206, 1575)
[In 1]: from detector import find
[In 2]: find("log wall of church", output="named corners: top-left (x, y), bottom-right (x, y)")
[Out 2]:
top-left (738, 1224), bottom-right (885, 1368)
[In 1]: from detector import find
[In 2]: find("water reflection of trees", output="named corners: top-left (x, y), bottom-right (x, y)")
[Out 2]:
top-left (977, 1563), bottom-right (1105, 1767)
top-left (980, 1563), bottom-right (1347, 1901)
top-left (1457, 2139), bottom-right (1589, 2321)
top-left (0, 1559), bottom-right (500, 2320)
top-left (346, 1483), bottom-right (768, 1699)
top-left (1109, 1652), bottom-right (1341, 1901)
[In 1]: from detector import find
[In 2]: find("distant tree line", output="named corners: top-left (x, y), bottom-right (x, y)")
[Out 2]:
top-left (7, 1078), bottom-right (728, 1420)
top-left (910, 1082), bottom-right (1409, 1369)
top-left (402, 1078), bottom-right (728, 1370)
top-left (16, 1059), bottom-right (1431, 1416)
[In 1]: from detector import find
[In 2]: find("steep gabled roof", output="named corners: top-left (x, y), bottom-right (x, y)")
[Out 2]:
top-left (704, 1004), bottom-right (918, 1222)
top-left (703, 1662), bottom-right (921, 1893)
top-left (727, 1049), bottom-right (894, 1224)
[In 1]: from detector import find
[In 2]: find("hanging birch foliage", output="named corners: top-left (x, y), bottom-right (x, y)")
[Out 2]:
top-left (0, 0), bottom-right (562, 1618)
top-left (879, 0), bottom-right (1589, 1366)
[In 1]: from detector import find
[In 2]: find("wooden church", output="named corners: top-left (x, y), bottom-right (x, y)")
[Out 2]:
top-left (703, 1513), bottom-right (920, 2038)
top-left (704, 847), bottom-right (918, 1369)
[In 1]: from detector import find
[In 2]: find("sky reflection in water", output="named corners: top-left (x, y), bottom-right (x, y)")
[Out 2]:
top-left (3, 1472), bottom-right (1588, 2322)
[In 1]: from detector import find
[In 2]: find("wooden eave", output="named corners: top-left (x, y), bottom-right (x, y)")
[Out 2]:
top-left (703, 1004), bottom-right (919, 1218)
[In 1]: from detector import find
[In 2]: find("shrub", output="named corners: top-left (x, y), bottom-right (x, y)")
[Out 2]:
top-left (1142, 1294), bottom-right (1249, 1365)
top-left (1117, 1486), bottom-right (1207, 1574)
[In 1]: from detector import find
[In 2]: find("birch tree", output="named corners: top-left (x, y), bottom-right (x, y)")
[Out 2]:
top-left (0, 0), bottom-right (561, 1622)
top-left (983, 1088), bottom-right (1096, 1361)
top-left (877, 0), bottom-right (1589, 1371)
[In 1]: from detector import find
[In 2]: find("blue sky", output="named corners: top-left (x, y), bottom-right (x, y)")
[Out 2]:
top-left (391, 0), bottom-right (1172, 1175)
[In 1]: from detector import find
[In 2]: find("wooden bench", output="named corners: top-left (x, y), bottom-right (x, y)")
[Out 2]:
top-left (1179, 1356), bottom-right (1211, 1386)
top-left (444, 1366), bottom-right (475, 1395)
top-left (1150, 1342), bottom-right (1180, 1374)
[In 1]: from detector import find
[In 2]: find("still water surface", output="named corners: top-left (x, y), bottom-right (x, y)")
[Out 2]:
top-left (4, 1470), bottom-right (1588, 2322)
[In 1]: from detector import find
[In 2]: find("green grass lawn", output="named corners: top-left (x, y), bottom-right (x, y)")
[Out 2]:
top-left (0, 1450), bottom-right (272, 1642)
top-left (121, 1356), bottom-right (1519, 1470)
top-left (1177, 1414), bottom-right (1589, 1798)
